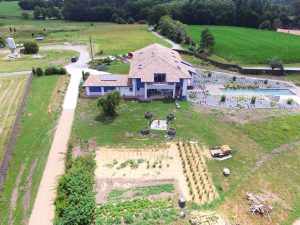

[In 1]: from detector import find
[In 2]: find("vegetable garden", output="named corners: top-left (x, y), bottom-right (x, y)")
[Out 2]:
top-left (177, 142), bottom-right (218, 204)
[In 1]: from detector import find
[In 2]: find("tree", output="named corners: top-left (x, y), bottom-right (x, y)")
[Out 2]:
top-left (24, 42), bottom-right (39, 54)
top-left (200, 28), bottom-right (215, 51)
top-left (36, 67), bottom-right (44, 76)
top-left (97, 90), bottom-right (121, 116)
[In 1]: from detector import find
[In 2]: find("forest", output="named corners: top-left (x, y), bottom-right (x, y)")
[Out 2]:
top-left (17, 0), bottom-right (300, 29)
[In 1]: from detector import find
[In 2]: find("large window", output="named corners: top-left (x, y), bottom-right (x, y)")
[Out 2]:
top-left (154, 73), bottom-right (166, 82)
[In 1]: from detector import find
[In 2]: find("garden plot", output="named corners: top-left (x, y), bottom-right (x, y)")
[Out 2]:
top-left (94, 143), bottom-right (190, 203)
top-left (0, 75), bottom-right (28, 163)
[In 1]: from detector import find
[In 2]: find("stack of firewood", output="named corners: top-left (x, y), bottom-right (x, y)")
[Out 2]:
top-left (247, 192), bottom-right (273, 221)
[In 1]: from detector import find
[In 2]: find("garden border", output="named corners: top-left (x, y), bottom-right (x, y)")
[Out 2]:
top-left (0, 73), bottom-right (33, 189)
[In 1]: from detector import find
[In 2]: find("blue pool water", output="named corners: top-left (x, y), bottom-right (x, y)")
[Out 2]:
top-left (220, 88), bottom-right (295, 96)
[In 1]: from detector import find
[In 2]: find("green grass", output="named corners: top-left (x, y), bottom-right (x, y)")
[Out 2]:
top-left (106, 61), bottom-right (130, 74)
top-left (0, 50), bottom-right (78, 73)
top-left (107, 184), bottom-right (175, 202)
top-left (0, 1), bottom-right (32, 18)
top-left (180, 54), bottom-right (205, 65)
top-left (188, 25), bottom-right (300, 65)
top-left (0, 76), bottom-right (60, 225)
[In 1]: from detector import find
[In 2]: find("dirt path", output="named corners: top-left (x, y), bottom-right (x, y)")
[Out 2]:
top-left (252, 140), bottom-right (300, 172)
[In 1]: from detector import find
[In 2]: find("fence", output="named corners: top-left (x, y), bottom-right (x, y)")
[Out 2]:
top-left (0, 73), bottom-right (33, 189)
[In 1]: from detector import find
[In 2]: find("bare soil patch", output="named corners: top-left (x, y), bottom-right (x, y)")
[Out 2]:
top-left (94, 143), bottom-right (190, 204)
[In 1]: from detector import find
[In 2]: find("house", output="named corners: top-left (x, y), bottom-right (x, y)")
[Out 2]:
top-left (83, 43), bottom-right (196, 99)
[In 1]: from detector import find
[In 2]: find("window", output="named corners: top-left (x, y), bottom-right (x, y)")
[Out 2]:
top-left (129, 88), bottom-right (133, 92)
top-left (154, 73), bottom-right (166, 82)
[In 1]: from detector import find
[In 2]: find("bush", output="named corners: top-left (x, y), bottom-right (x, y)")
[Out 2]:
top-left (287, 98), bottom-right (294, 105)
top-left (97, 90), bottom-right (121, 116)
top-left (138, 20), bottom-right (147, 24)
top-left (22, 12), bottom-right (30, 19)
top-left (269, 58), bottom-right (284, 70)
top-left (127, 17), bottom-right (135, 24)
top-left (36, 67), bottom-right (43, 76)
top-left (44, 66), bottom-right (67, 75)
top-left (259, 20), bottom-right (272, 30)
top-left (251, 96), bottom-right (256, 104)
top-left (115, 17), bottom-right (127, 24)
top-left (220, 95), bottom-right (226, 103)
top-left (0, 37), bottom-right (5, 48)
top-left (123, 214), bottom-right (134, 224)
top-left (24, 41), bottom-right (39, 54)
top-left (55, 154), bottom-right (96, 225)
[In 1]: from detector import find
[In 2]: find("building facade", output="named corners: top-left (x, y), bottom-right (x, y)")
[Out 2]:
top-left (83, 43), bottom-right (196, 99)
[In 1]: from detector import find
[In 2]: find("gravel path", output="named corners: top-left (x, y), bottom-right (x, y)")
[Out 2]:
top-left (149, 28), bottom-right (182, 50)
top-left (28, 45), bottom-right (108, 224)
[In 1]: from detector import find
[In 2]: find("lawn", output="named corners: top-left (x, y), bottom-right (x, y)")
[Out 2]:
top-left (106, 61), bottom-right (130, 74)
top-left (188, 25), bottom-right (300, 65)
top-left (0, 1), bottom-right (32, 18)
top-left (0, 50), bottom-right (78, 73)
top-left (0, 75), bottom-right (28, 163)
top-left (0, 75), bottom-right (62, 225)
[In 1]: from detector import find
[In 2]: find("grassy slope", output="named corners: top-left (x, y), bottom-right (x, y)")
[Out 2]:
top-left (0, 76), bottom-right (60, 225)
top-left (0, 1), bottom-right (32, 17)
top-left (0, 50), bottom-right (78, 73)
top-left (0, 75), bottom-right (27, 163)
top-left (188, 25), bottom-right (300, 65)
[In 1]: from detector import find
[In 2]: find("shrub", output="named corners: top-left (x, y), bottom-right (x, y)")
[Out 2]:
top-left (36, 67), bottom-right (43, 76)
top-left (44, 66), bottom-right (67, 75)
top-left (251, 96), bottom-right (256, 104)
top-left (220, 95), bottom-right (226, 103)
top-left (259, 20), bottom-right (272, 30)
top-left (32, 67), bottom-right (36, 75)
top-left (269, 58), bottom-right (284, 70)
top-left (115, 17), bottom-right (127, 24)
top-left (287, 98), bottom-right (294, 105)
top-left (24, 41), bottom-right (39, 54)
top-left (82, 71), bottom-right (90, 81)
top-left (22, 12), bottom-right (30, 19)
top-left (138, 20), bottom-right (147, 24)
top-left (232, 76), bottom-right (237, 82)
top-left (123, 213), bottom-right (134, 224)
top-left (127, 17), bottom-right (135, 24)
top-left (0, 37), bottom-right (6, 48)
top-left (97, 90), bottom-right (121, 116)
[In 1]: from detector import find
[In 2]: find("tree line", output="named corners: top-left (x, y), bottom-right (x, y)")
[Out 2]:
top-left (17, 0), bottom-right (300, 29)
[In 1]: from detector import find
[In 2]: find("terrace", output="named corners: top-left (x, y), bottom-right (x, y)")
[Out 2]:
top-left (187, 70), bottom-right (300, 109)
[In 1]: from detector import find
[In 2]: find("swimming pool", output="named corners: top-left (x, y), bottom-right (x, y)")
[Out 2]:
top-left (220, 88), bottom-right (296, 96)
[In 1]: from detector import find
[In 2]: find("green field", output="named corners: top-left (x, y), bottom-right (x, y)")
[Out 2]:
top-left (0, 50), bottom-right (78, 73)
top-left (0, 1), bottom-right (32, 18)
top-left (0, 75), bottom-right (61, 225)
top-left (188, 25), bottom-right (300, 65)
top-left (0, 75), bottom-right (28, 163)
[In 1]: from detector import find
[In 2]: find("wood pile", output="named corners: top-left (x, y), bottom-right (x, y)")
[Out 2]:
top-left (247, 192), bottom-right (273, 221)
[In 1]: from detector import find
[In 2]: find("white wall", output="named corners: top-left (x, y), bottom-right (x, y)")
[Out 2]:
top-left (182, 79), bottom-right (188, 96)
top-left (119, 87), bottom-right (134, 96)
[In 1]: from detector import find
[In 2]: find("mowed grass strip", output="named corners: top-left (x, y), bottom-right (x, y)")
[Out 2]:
top-left (0, 76), bottom-right (60, 225)
top-left (188, 25), bottom-right (300, 65)
top-left (0, 75), bottom-right (28, 163)
top-left (0, 50), bottom-right (78, 73)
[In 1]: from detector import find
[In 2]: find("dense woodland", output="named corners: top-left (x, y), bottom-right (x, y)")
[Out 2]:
top-left (16, 0), bottom-right (300, 29)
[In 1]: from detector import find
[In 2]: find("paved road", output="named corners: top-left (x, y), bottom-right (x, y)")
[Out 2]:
top-left (149, 28), bottom-right (182, 50)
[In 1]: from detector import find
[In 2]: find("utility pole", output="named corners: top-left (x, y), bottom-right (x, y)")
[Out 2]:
top-left (48, 53), bottom-right (51, 66)
top-left (89, 35), bottom-right (94, 61)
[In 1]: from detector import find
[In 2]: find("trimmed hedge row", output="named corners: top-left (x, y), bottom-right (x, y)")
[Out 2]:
top-left (55, 154), bottom-right (96, 225)
top-left (32, 66), bottom-right (67, 76)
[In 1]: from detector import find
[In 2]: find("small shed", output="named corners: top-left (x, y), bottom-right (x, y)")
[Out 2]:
top-left (209, 145), bottom-right (231, 158)
top-left (178, 197), bottom-right (186, 208)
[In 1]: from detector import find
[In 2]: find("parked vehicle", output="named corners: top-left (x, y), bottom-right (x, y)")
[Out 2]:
top-left (71, 56), bottom-right (78, 62)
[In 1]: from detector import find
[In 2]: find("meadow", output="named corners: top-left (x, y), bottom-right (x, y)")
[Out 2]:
top-left (188, 25), bottom-right (300, 65)
top-left (0, 75), bottom-right (63, 225)
top-left (0, 1), bottom-right (32, 18)
top-left (0, 50), bottom-right (78, 73)
top-left (0, 75), bottom-right (28, 163)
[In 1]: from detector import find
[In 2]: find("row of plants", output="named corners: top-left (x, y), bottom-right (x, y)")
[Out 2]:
top-left (96, 198), bottom-right (180, 225)
top-left (32, 66), bottom-right (67, 76)
top-left (223, 84), bottom-right (260, 89)
top-left (54, 153), bottom-right (96, 225)
top-left (178, 142), bottom-right (218, 204)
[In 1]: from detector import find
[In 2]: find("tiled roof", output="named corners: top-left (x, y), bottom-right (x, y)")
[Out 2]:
top-left (129, 43), bottom-right (195, 82)
top-left (83, 74), bottom-right (132, 87)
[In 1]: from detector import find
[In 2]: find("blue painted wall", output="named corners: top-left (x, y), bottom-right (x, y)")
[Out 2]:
top-left (104, 87), bottom-right (116, 92)
top-left (176, 79), bottom-right (184, 88)
top-left (89, 87), bottom-right (102, 92)
top-left (136, 79), bottom-right (145, 88)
